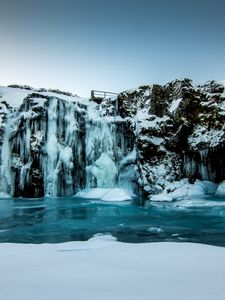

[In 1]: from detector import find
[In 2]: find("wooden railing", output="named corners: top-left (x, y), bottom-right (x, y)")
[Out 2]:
top-left (90, 90), bottom-right (118, 101)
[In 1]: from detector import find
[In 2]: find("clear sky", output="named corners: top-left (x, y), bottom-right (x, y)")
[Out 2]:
top-left (0, 0), bottom-right (225, 97)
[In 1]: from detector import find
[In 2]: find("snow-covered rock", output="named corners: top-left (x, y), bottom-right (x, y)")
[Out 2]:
top-left (0, 79), bottom-right (225, 199)
top-left (118, 79), bottom-right (225, 198)
top-left (150, 179), bottom-right (218, 201)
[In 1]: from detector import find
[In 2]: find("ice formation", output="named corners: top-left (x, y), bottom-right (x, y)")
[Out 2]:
top-left (0, 87), bottom-right (136, 197)
top-left (0, 78), bottom-right (225, 199)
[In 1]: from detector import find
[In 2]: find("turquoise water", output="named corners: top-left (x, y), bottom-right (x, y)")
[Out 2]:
top-left (1, 196), bottom-right (225, 246)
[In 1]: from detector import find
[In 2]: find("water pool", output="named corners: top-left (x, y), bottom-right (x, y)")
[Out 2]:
top-left (1, 196), bottom-right (225, 246)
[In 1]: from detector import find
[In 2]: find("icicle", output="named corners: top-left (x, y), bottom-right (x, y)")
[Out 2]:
top-left (44, 97), bottom-right (59, 196)
top-left (19, 162), bottom-right (31, 190)
top-left (118, 149), bottom-right (137, 190)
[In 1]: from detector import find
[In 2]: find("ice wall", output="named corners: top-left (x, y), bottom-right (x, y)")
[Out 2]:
top-left (0, 94), bottom-right (136, 197)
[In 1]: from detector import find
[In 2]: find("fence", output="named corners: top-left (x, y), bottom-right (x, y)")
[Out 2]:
top-left (90, 90), bottom-right (118, 101)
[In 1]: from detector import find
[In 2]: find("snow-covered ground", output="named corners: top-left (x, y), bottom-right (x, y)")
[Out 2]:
top-left (0, 85), bottom-right (88, 107)
top-left (0, 235), bottom-right (225, 300)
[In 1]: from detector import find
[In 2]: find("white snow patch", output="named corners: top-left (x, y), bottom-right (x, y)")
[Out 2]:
top-left (0, 86), bottom-right (31, 107)
top-left (140, 115), bottom-right (170, 130)
top-left (0, 86), bottom-right (89, 108)
top-left (75, 188), bottom-right (132, 201)
top-left (139, 135), bottom-right (164, 145)
top-left (0, 240), bottom-right (225, 300)
top-left (169, 98), bottom-right (182, 113)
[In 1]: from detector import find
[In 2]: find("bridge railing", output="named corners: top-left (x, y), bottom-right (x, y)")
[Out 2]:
top-left (90, 90), bottom-right (118, 101)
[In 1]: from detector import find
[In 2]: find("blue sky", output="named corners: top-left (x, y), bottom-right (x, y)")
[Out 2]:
top-left (0, 0), bottom-right (225, 97)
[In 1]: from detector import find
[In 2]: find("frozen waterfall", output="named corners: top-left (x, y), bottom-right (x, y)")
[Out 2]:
top-left (0, 95), bottom-right (137, 197)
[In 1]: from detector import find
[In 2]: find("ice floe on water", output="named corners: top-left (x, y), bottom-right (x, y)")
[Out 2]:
top-left (148, 226), bottom-right (164, 233)
top-left (75, 188), bottom-right (133, 201)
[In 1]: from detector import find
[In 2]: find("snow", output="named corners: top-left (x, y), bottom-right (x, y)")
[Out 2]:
top-left (0, 86), bottom-right (32, 107)
top-left (75, 188), bottom-right (132, 201)
top-left (139, 115), bottom-right (170, 130)
top-left (0, 86), bottom-right (89, 108)
top-left (150, 179), bottom-right (218, 201)
top-left (150, 194), bottom-right (173, 202)
top-left (215, 181), bottom-right (225, 196)
top-left (0, 236), bottom-right (225, 300)
top-left (169, 98), bottom-right (182, 113)
top-left (140, 135), bottom-right (164, 145)
top-left (188, 125), bottom-right (225, 149)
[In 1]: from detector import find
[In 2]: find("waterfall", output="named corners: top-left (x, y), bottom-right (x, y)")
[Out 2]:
top-left (85, 102), bottom-right (136, 189)
top-left (0, 95), bottom-right (136, 197)
top-left (183, 149), bottom-right (216, 182)
top-left (0, 112), bottom-right (14, 194)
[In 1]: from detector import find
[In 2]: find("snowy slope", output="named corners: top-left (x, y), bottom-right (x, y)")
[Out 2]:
top-left (0, 236), bottom-right (225, 300)
top-left (0, 85), bottom-right (88, 107)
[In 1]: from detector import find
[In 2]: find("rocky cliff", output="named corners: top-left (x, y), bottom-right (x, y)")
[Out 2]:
top-left (117, 79), bottom-right (225, 197)
top-left (0, 79), bottom-right (224, 199)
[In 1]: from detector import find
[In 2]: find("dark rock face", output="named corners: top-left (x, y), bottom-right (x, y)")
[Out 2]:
top-left (0, 79), bottom-right (225, 199)
top-left (117, 79), bottom-right (225, 195)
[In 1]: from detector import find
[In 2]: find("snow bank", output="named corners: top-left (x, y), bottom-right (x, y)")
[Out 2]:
top-left (0, 86), bottom-right (31, 107)
top-left (0, 86), bottom-right (88, 108)
top-left (150, 179), bottom-right (218, 201)
top-left (0, 237), bottom-right (225, 300)
top-left (215, 181), bottom-right (225, 196)
top-left (75, 188), bottom-right (132, 201)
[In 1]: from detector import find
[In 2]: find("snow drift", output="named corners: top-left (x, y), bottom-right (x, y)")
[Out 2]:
top-left (0, 235), bottom-right (225, 300)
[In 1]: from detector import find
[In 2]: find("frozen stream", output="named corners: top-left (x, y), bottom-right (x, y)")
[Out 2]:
top-left (1, 196), bottom-right (225, 246)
